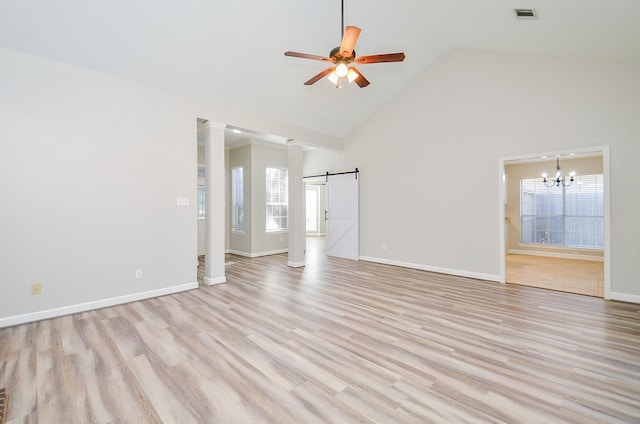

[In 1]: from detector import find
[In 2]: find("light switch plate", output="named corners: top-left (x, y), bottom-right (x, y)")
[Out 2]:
top-left (176, 197), bottom-right (190, 206)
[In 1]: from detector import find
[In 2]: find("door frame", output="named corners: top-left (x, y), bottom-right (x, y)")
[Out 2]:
top-left (498, 146), bottom-right (610, 299)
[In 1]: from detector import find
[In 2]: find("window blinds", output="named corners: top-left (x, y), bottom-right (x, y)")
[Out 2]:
top-left (520, 174), bottom-right (604, 248)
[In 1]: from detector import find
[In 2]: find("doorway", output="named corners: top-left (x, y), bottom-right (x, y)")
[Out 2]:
top-left (499, 147), bottom-right (610, 298)
top-left (305, 183), bottom-right (326, 236)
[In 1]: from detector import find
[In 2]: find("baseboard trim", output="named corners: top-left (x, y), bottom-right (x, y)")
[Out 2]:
top-left (609, 292), bottom-right (640, 304)
top-left (359, 256), bottom-right (501, 283)
top-left (204, 276), bottom-right (227, 286)
top-left (508, 249), bottom-right (604, 262)
top-left (287, 261), bottom-right (305, 268)
top-left (228, 249), bottom-right (288, 258)
top-left (0, 282), bottom-right (199, 329)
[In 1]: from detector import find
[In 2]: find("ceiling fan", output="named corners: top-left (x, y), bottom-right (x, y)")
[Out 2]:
top-left (284, 0), bottom-right (405, 88)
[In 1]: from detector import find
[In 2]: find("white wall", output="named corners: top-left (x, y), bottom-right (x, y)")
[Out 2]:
top-left (304, 49), bottom-right (640, 300)
top-left (505, 156), bottom-right (604, 258)
top-left (0, 47), bottom-right (201, 323)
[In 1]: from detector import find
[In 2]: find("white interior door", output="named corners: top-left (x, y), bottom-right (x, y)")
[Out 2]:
top-left (326, 173), bottom-right (359, 260)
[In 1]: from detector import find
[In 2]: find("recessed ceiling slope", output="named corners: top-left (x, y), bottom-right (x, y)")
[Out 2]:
top-left (0, 0), bottom-right (638, 138)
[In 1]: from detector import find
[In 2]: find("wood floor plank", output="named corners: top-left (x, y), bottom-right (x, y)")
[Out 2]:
top-left (129, 354), bottom-right (199, 423)
top-left (1, 246), bottom-right (639, 423)
top-left (290, 380), bottom-right (374, 424)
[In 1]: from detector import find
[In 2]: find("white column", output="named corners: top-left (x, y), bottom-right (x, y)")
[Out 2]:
top-left (287, 142), bottom-right (305, 267)
top-left (204, 121), bottom-right (227, 285)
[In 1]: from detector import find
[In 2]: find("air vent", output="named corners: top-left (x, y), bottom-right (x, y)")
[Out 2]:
top-left (514, 8), bottom-right (537, 19)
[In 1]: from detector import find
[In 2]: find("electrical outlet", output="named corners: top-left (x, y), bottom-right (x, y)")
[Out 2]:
top-left (135, 269), bottom-right (143, 280)
top-left (31, 283), bottom-right (42, 295)
top-left (382, 244), bottom-right (388, 251)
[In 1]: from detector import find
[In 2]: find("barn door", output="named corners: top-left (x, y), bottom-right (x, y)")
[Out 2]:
top-left (326, 173), bottom-right (359, 260)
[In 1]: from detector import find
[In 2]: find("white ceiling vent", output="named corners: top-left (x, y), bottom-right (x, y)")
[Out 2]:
top-left (514, 8), bottom-right (537, 19)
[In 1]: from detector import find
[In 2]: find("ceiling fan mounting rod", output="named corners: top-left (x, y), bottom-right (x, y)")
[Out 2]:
top-left (341, 0), bottom-right (344, 39)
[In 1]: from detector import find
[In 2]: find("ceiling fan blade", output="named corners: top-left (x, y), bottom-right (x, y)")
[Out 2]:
top-left (355, 52), bottom-right (406, 64)
top-left (284, 51), bottom-right (333, 62)
top-left (339, 26), bottom-right (361, 58)
top-left (304, 66), bottom-right (336, 85)
top-left (350, 66), bottom-right (370, 88)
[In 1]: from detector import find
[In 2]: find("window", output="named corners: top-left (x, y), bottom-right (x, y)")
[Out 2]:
top-left (306, 186), bottom-right (319, 233)
top-left (266, 167), bottom-right (288, 232)
top-left (197, 185), bottom-right (206, 219)
top-left (520, 174), bottom-right (604, 249)
top-left (231, 166), bottom-right (244, 233)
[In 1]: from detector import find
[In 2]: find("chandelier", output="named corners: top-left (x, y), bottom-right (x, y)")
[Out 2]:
top-left (542, 156), bottom-right (575, 187)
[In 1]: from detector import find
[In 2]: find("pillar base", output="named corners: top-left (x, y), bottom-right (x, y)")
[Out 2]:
top-left (204, 276), bottom-right (227, 286)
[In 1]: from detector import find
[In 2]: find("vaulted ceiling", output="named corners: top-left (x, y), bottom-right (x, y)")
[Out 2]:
top-left (1, 0), bottom-right (638, 139)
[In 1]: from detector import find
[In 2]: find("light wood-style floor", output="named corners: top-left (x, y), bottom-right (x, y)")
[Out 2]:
top-left (506, 254), bottom-right (604, 297)
top-left (2, 251), bottom-right (639, 423)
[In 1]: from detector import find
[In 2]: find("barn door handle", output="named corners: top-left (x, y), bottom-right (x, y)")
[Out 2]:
top-left (324, 210), bottom-right (328, 221)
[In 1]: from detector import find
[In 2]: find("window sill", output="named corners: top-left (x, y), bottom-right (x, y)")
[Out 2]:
top-left (518, 243), bottom-right (603, 253)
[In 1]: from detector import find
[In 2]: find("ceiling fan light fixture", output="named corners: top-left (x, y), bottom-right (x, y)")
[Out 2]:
top-left (335, 62), bottom-right (349, 77)
top-left (327, 72), bottom-right (339, 85)
top-left (347, 68), bottom-right (359, 83)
